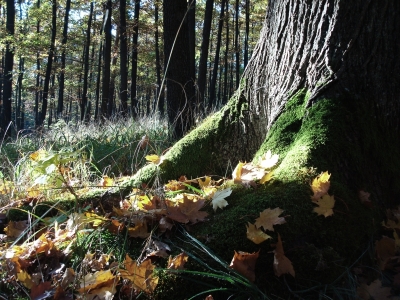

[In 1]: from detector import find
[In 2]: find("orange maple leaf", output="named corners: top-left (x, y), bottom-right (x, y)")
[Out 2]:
top-left (119, 255), bottom-right (158, 293)
top-left (254, 207), bottom-right (286, 232)
top-left (167, 252), bottom-right (189, 270)
top-left (273, 234), bottom-right (295, 277)
top-left (229, 250), bottom-right (259, 282)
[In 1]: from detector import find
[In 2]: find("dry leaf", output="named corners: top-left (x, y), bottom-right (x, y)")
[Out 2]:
top-left (30, 281), bottom-right (53, 300)
top-left (100, 176), bottom-right (114, 187)
top-left (375, 236), bottom-right (395, 270)
top-left (4, 220), bottom-right (28, 238)
top-left (167, 252), bottom-right (189, 270)
top-left (310, 171), bottom-right (331, 201)
top-left (358, 190), bottom-right (372, 208)
top-left (128, 221), bottom-right (150, 238)
top-left (357, 279), bottom-right (394, 300)
top-left (246, 222), bottom-right (271, 244)
top-left (229, 250), bottom-right (259, 282)
top-left (254, 208), bottom-right (286, 231)
top-left (313, 194), bottom-right (335, 217)
top-left (77, 270), bottom-right (116, 294)
top-left (145, 154), bottom-right (166, 166)
top-left (273, 234), bottom-right (295, 277)
top-left (119, 255), bottom-right (158, 293)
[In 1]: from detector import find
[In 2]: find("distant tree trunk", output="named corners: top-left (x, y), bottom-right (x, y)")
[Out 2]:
top-left (222, 1), bottom-right (229, 105)
top-left (197, 0), bottom-right (214, 111)
top-left (234, 0), bottom-right (240, 88)
top-left (81, 2), bottom-right (93, 122)
top-left (154, 1), bottom-right (164, 116)
top-left (208, 0), bottom-right (226, 110)
top-left (34, 0), bottom-right (41, 127)
top-left (81, 2), bottom-right (94, 121)
top-left (1, 0), bottom-right (14, 139)
top-left (188, 0), bottom-right (196, 101)
top-left (94, 41), bottom-right (103, 121)
top-left (243, 0), bottom-right (249, 69)
top-left (101, 0), bottom-right (112, 119)
top-left (163, 0), bottom-right (196, 138)
top-left (108, 27), bottom-right (120, 117)
top-left (119, 0), bottom-right (128, 116)
top-left (39, 0), bottom-right (56, 127)
top-left (130, 0), bottom-right (140, 118)
top-left (57, 0), bottom-right (71, 119)
top-left (16, 56), bottom-right (24, 131)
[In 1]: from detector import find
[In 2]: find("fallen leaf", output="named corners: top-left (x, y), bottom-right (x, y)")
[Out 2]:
top-left (145, 154), bottom-right (166, 166)
top-left (258, 150), bottom-right (279, 169)
top-left (357, 279), bottom-right (393, 300)
top-left (139, 135), bottom-right (149, 149)
top-left (259, 171), bottom-right (274, 184)
top-left (211, 188), bottom-right (232, 211)
top-left (60, 268), bottom-right (75, 289)
top-left (119, 255), bottom-right (158, 293)
top-left (77, 270), bottom-right (116, 294)
top-left (254, 208), bottom-right (286, 231)
top-left (310, 171), bottom-right (331, 201)
top-left (313, 194), bottom-right (335, 217)
top-left (100, 176), bottom-right (114, 187)
top-left (30, 281), bottom-right (52, 300)
top-left (273, 234), bottom-right (295, 277)
top-left (128, 221), bottom-right (150, 238)
top-left (246, 222), bottom-right (271, 244)
top-left (4, 220), bottom-right (28, 238)
top-left (358, 190), bottom-right (372, 208)
top-left (167, 252), bottom-right (189, 270)
top-left (375, 236), bottom-right (395, 270)
top-left (176, 195), bottom-right (208, 223)
top-left (229, 250), bottom-right (259, 282)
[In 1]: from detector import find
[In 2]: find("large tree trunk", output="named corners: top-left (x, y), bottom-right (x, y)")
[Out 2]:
top-left (128, 0), bottom-right (400, 297)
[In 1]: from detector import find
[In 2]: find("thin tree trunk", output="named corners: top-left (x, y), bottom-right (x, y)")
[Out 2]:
top-left (108, 27), bottom-right (120, 117)
top-left (208, 0), bottom-right (227, 110)
top-left (81, 2), bottom-right (93, 121)
top-left (222, 1), bottom-right (229, 105)
top-left (243, 0), bottom-right (249, 69)
top-left (188, 0), bottom-right (196, 101)
top-left (57, 0), bottom-right (71, 119)
top-left (119, 0), bottom-right (128, 116)
top-left (101, 0), bottom-right (112, 119)
top-left (39, 0), bottom-right (57, 127)
top-left (1, 0), bottom-right (14, 139)
top-left (154, 1), bottom-right (164, 116)
top-left (234, 0), bottom-right (240, 88)
top-left (130, 0), bottom-right (140, 118)
top-left (197, 0), bottom-right (214, 111)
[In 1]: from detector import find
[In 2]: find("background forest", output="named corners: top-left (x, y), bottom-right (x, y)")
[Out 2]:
top-left (0, 0), bottom-right (266, 137)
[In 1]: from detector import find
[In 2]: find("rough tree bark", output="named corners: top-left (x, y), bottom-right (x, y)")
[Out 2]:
top-left (129, 0), bottom-right (400, 297)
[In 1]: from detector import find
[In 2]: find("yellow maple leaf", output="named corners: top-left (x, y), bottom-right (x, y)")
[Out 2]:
top-left (246, 222), bottom-right (271, 244)
top-left (313, 194), bottom-right (335, 217)
top-left (100, 176), bottom-right (114, 187)
top-left (254, 207), bottom-right (286, 232)
top-left (119, 255), bottom-right (158, 293)
top-left (145, 154), bottom-right (166, 166)
top-left (310, 171), bottom-right (331, 201)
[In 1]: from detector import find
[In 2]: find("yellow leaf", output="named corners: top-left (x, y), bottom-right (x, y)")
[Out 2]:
top-left (77, 270), bottom-right (116, 294)
top-left (17, 270), bottom-right (35, 289)
top-left (254, 207), bottom-right (286, 232)
top-left (258, 150), bottom-right (279, 169)
top-left (100, 176), bottom-right (114, 187)
top-left (198, 176), bottom-right (212, 189)
top-left (310, 171), bottom-right (331, 201)
top-left (145, 154), bottom-right (166, 166)
top-left (259, 171), bottom-right (274, 184)
top-left (313, 194), bottom-right (335, 217)
top-left (246, 222), bottom-right (271, 244)
top-left (128, 221), bottom-right (150, 238)
top-left (232, 162), bottom-right (245, 183)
